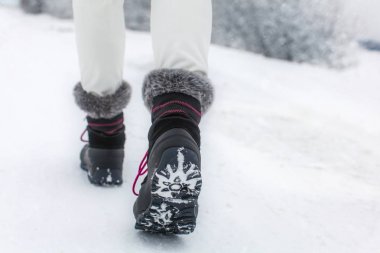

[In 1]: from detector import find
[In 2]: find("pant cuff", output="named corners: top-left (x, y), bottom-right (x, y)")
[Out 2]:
top-left (73, 81), bottom-right (132, 119)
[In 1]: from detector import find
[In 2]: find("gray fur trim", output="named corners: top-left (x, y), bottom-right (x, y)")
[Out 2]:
top-left (73, 81), bottom-right (132, 119)
top-left (142, 69), bottom-right (214, 113)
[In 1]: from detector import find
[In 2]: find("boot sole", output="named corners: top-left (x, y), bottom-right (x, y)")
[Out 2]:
top-left (135, 147), bottom-right (202, 234)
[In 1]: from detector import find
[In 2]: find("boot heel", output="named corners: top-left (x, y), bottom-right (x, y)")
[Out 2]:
top-left (80, 145), bottom-right (124, 186)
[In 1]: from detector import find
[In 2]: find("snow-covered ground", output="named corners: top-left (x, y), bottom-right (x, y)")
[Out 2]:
top-left (0, 6), bottom-right (380, 253)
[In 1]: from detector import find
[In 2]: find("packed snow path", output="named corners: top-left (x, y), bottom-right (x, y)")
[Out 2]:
top-left (0, 7), bottom-right (379, 253)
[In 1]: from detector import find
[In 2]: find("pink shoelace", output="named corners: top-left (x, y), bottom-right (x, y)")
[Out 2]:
top-left (132, 151), bottom-right (149, 196)
top-left (132, 100), bottom-right (201, 196)
top-left (80, 117), bottom-right (124, 142)
top-left (152, 100), bottom-right (202, 117)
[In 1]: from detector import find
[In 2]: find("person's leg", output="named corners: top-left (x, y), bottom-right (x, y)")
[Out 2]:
top-left (151, 0), bottom-right (211, 74)
top-left (73, 0), bottom-right (126, 97)
top-left (72, 0), bottom-right (131, 186)
top-left (133, 0), bottom-right (214, 234)
top-left (144, 0), bottom-right (214, 111)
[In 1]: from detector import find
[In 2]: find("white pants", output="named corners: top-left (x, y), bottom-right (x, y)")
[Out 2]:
top-left (73, 0), bottom-right (212, 96)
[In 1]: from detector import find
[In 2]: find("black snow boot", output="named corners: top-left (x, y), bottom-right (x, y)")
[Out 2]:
top-left (133, 69), bottom-right (214, 234)
top-left (80, 113), bottom-right (125, 186)
top-left (133, 92), bottom-right (203, 234)
top-left (73, 82), bottom-right (132, 186)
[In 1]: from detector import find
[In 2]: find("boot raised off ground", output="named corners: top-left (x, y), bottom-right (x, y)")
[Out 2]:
top-left (133, 69), bottom-right (214, 234)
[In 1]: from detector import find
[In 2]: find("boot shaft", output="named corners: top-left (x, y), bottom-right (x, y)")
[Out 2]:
top-left (86, 112), bottom-right (126, 149)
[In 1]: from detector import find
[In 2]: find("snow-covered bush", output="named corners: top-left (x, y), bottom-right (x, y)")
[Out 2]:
top-left (20, 0), bottom-right (42, 14)
top-left (20, 0), bottom-right (357, 68)
top-left (21, 0), bottom-right (72, 18)
top-left (359, 40), bottom-right (380, 52)
top-left (42, 0), bottom-right (72, 19)
top-left (124, 0), bottom-right (150, 31)
top-left (253, 0), bottom-right (357, 68)
top-left (212, 0), bottom-right (264, 53)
